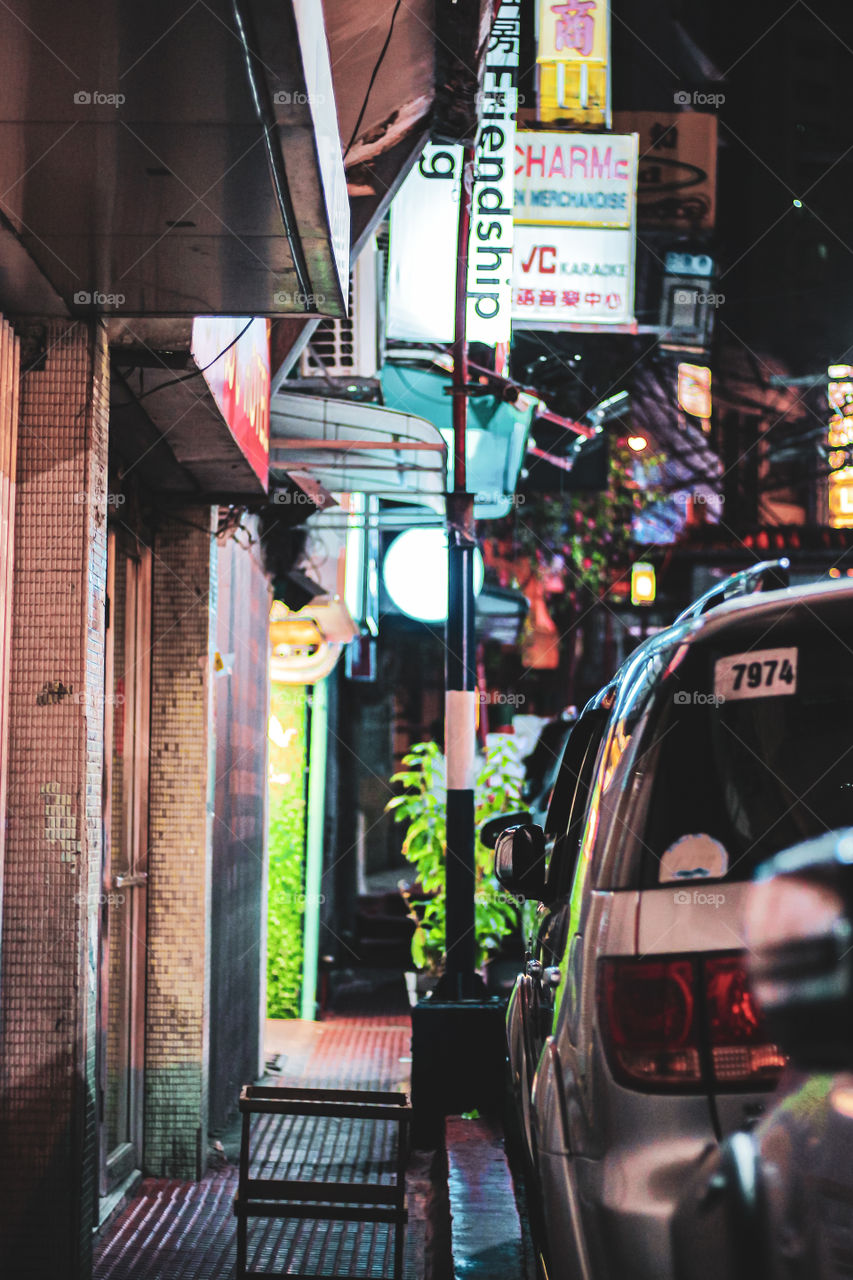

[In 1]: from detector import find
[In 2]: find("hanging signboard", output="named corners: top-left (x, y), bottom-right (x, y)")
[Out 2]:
top-left (512, 130), bottom-right (637, 331)
top-left (513, 225), bottom-right (633, 326)
top-left (386, 4), bottom-right (519, 346)
top-left (613, 110), bottom-right (717, 231)
top-left (514, 132), bottom-right (635, 227)
top-left (192, 317), bottom-right (271, 489)
top-left (536, 0), bottom-right (610, 129)
top-left (386, 156), bottom-right (459, 342)
top-left (677, 363), bottom-right (712, 421)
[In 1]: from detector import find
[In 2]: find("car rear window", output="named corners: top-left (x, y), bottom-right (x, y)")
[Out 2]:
top-left (633, 606), bottom-right (853, 887)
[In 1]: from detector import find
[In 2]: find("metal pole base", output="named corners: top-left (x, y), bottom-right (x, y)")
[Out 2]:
top-left (410, 998), bottom-right (507, 1148)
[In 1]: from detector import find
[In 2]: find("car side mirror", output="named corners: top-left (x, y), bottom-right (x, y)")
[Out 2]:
top-left (494, 824), bottom-right (546, 901)
top-left (480, 810), bottom-right (532, 850)
top-left (745, 828), bottom-right (853, 1070)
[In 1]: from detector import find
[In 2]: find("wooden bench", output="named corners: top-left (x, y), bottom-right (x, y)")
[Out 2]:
top-left (233, 1084), bottom-right (412, 1280)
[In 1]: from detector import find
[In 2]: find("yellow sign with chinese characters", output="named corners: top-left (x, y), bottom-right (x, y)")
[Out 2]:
top-left (537, 0), bottom-right (608, 61)
top-left (537, 0), bottom-right (610, 128)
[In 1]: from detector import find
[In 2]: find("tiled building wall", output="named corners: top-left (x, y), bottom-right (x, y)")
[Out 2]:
top-left (0, 315), bottom-right (21, 941)
top-left (104, 555), bottom-right (127, 1148)
top-left (0, 319), bottom-right (109, 1278)
top-left (144, 509), bottom-right (216, 1178)
top-left (209, 517), bottom-right (270, 1133)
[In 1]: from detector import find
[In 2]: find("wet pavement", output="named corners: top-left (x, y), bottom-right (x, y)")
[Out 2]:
top-left (94, 1011), bottom-right (420, 1280)
top-left (94, 980), bottom-right (525, 1280)
top-left (445, 1118), bottom-right (526, 1280)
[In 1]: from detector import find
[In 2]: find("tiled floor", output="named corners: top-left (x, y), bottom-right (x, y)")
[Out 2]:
top-left (94, 1012), bottom-right (413, 1280)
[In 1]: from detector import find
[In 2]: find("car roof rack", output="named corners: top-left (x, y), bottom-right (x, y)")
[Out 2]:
top-left (675, 558), bottom-right (791, 624)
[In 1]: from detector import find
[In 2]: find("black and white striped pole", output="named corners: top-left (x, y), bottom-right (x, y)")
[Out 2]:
top-left (411, 6), bottom-right (520, 1139)
top-left (442, 141), bottom-right (478, 1001)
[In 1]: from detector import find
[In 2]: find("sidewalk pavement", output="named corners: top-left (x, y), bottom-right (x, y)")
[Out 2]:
top-left (94, 997), bottom-right (527, 1280)
top-left (94, 1011), bottom-right (419, 1280)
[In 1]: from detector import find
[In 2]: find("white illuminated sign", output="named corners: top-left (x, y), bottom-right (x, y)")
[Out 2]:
top-left (512, 130), bottom-right (638, 331)
top-left (514, 133), bottom-right (634, 227)
top-left (512, 224), bottom-right (633, 326)
top-left (383, 529), bottom-right (485, 623)
top-left (386, 4), bottom-right (518, 346)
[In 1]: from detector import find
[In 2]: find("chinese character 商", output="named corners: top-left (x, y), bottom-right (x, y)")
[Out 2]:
top-left (551, 1), bottom-right (597, 58)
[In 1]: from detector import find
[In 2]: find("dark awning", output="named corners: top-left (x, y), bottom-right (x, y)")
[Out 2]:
top-left (0, 0), bottom-right (348, 318)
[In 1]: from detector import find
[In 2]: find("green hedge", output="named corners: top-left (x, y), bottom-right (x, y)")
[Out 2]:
top-left (266, 685), bottom-right (308, 1019)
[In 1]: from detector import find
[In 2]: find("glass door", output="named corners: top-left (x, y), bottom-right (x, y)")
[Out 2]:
top-left (99, 528), bottom-right (151, 1194)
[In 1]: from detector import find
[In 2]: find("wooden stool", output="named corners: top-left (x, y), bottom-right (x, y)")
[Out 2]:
top-left (233, 1085), bottom-right (411, 1280)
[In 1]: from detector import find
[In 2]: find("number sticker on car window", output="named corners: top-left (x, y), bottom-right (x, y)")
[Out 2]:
top-left (714, 647), bottom-right (798, 701)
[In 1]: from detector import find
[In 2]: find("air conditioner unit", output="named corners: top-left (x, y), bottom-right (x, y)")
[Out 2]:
top-left (299, 237), bottom-right (379, 379)
top-left (659, 275), bottom-right (715, 347)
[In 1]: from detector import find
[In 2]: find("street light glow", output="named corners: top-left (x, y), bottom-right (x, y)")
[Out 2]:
top-left (383, 528), bottom-right (485, 622)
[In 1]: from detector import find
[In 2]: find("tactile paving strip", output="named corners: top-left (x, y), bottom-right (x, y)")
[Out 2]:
top-left (94, 1016), bottom-right (412, 1280)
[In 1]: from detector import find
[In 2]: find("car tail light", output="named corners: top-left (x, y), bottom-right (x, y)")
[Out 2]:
top-left (599, 954), bottom-right (786, 1093)
top-left (600, 959), bottom-right (702, 1087)
top-left (703, 955), bottom-right (787, 1087)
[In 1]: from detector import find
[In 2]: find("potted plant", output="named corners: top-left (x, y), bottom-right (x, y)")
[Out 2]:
top-left (386, 735), bottom-right (529, 997)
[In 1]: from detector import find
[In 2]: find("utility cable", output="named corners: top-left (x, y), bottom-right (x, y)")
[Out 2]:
top-left (344, 1), bottom-right (404, 158)
top-left (120, 319), bottom-right (255, 404)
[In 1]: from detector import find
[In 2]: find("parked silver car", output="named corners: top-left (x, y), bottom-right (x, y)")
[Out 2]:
top-left (492, 568), bottom-right (853, 1280)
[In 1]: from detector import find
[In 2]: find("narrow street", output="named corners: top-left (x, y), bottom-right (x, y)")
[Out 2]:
top-left (2, 3), bottom-right (853, 1279)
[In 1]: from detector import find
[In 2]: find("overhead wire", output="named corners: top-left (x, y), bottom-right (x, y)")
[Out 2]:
top-left (118, 319), bottom-right (255, 404)
top-left (344, 1), bottom-right (404, 159)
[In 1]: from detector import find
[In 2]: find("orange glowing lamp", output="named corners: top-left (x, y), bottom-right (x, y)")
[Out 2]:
top-left (631, 562), bottom-right (656, 606)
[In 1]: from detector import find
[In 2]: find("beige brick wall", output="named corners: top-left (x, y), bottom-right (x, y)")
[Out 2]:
top-left (0, 319), bottom-right (109, 1278)
top-left (0, 315), bottom-right (21, 948)
top-left (144, 509), bottom-right (216, 1178)
top-left (209, 518), bottom-right (270, 1130)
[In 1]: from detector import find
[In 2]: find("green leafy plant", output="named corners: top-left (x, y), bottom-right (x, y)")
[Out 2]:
top-left (267, 686), bottom-right (307, 1019)
top-left (267, 796), bottom-right (307, 1018)
top-left (386, 736), bottom-right (526, 973)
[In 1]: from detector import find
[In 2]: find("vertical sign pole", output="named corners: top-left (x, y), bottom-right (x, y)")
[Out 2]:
top-left (410, 7), bottom-right (521, 1145)
top-left (443, 143), bottom-right (478, 1001)
top-left (301, 678), bottom-right (328, 1020)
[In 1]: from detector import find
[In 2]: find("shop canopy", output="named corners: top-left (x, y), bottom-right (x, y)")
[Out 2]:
top-left (0, 0), bottom-right (350, 319)
top-left (0, 0), bottom-right (494, 324)
top-left (270, 393), bottom-right (447, 510)
top-left (380, 360), bottom-right (537, 519)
